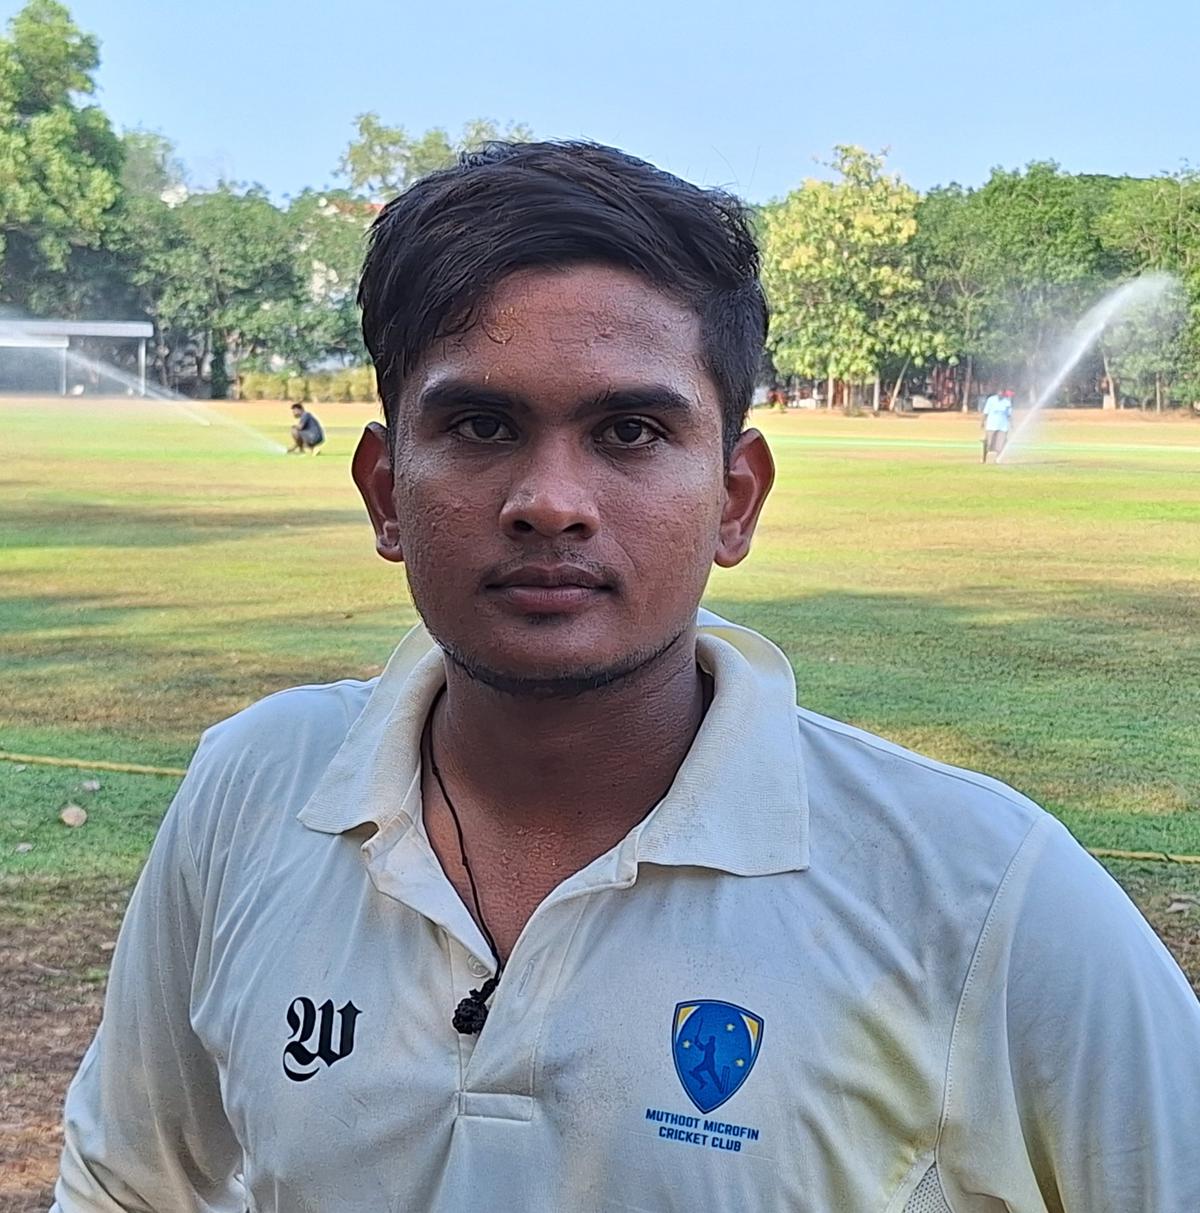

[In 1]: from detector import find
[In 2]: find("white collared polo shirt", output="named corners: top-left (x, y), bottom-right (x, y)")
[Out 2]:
top-left (55, 611), bottom-right (1200, 1212)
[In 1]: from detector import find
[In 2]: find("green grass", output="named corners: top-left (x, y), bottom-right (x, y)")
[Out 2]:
top-left (0, 764), bottom-right (172, 880)
top-left (1, 398), bottom-right (1199, 882)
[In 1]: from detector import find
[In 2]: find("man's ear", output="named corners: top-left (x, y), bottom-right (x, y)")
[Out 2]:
top-left (714, 428), bottom-right (774, 568)
top-left (351, 422), bottom-right (404, 563)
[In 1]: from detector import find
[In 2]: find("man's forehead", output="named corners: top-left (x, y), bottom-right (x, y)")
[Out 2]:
top-left (458, 265), bottom-right (700, 355)
top-left (395, 266), bottom-right (718, 415)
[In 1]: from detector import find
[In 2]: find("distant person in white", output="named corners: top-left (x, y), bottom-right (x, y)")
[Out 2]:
top-left (982, 388), bottom-right (1014, 462)
top-left (54, 142), bottom-right (1200, 1213)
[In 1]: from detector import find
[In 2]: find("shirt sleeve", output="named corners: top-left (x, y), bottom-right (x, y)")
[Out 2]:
top-left (52, 734), bottom-right (244, 1213)
top-left (940, 815), bottom-right (1200, 1212)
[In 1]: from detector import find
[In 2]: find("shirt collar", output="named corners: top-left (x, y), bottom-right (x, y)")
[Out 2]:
top-left (297, 608), bottom-right (809, 876)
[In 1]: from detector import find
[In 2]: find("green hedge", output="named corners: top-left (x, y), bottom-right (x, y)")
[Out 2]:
top-left (240, 365), bottom-right (376, 403)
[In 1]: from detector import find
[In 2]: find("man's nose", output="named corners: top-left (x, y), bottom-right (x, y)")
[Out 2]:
top-left (499, 442), bottom-right (600, 539)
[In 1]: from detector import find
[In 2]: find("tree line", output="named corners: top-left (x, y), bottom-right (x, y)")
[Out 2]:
top-left (763, 148), bottom-right (1197, 412)
top-left (3, 1), bottom-right (1198, 410)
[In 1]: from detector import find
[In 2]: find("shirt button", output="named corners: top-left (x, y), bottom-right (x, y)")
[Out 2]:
top-left (467, 956), bottom-right (490, 979)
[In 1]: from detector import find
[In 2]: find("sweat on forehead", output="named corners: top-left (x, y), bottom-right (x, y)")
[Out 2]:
top-left (463, 266), bottom-right (700, 351)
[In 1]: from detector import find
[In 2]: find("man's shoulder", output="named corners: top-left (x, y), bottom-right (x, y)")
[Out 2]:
top-left (174, 677), bottom-right (379, 868)
top-left (207, 675), bottom-right (374, 743)
top-left (795, 704), bottom-right (1046, 870)
top-left (194, 676), bottom-right (377, 792)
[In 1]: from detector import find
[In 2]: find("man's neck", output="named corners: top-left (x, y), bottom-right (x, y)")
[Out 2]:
top-left (429, 627), bottom-right (707, 850)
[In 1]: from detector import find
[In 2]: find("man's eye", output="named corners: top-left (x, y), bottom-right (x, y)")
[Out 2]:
top-left (602, 418), bottom-right (662, 448)
top-left (453, 416), bottom-right (512, 442)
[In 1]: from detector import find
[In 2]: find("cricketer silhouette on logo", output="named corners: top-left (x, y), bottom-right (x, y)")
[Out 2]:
top-left (672, 1000), bottom-right (763, 1114)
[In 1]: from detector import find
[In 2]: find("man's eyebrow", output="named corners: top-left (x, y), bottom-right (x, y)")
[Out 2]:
top-left (572, 385), bottom-right (697, 419)
top-left (416, 379), bottom-right (697, 420)
top-left (417, 379), bottom-right (532, 415)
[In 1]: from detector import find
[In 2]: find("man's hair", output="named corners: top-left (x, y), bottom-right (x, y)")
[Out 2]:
top-left (358, 141), bottom-right (768, 459)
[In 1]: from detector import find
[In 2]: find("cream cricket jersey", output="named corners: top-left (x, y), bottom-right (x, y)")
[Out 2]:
top-left (55, 611), bottom-right (1200, 1212)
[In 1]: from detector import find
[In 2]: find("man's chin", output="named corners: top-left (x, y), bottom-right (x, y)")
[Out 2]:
top-left (435, 629), bottom-right (690, 701)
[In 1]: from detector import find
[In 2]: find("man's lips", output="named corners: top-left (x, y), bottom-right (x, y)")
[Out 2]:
top-left (485, 565), bottom-right (614, 613)
top-left (488, 565), bottom-right (611, 590)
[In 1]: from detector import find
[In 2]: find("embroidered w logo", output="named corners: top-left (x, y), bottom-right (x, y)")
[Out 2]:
top-left (283, 997), bottom-right (362, 1082)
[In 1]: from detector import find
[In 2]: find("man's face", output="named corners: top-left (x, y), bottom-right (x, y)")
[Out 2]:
top-left (356, 265), bottom-right (768, 695)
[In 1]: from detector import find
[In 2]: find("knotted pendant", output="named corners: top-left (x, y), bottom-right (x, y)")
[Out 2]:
top-left (453, 975), bottom-right (499, 1035)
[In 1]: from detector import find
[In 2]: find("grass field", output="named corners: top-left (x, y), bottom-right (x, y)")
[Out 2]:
top-left (2, 396), bottom-right (1199, 1205)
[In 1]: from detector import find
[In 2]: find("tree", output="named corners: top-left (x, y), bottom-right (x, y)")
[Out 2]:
top-left (3, 0), bottom-right (95, 109)
top-left (1098, 172), bottom-right (1200, 279)
top-left (1098, 172), bottom-right (1200, 405)
top-left (913, 185), bottom-right (997, 409)
top-left (966, 163), bottom-right (1116, 398)
top-left (760, 146), bottom-right (945, 409)
top-left (113, 157), bottom-right (365, 393)
top-left (277, 190), bottom-right (371, 369)
top-left (1100, 278), bottom-right (1188, 411)
top-left (128, 186), bottom-right (296, 397)
top-left (338, 115), bottom-right (532, 199)
top-left (0, 0), bottom-right (122, 314)
top-left (103, 187), bottom-right (185, 384)
top-left (119, 128), bottom-right (186, 202)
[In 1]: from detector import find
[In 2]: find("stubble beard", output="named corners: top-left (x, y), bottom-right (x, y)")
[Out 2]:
top-left (428, 616), bottom-right (694, 701)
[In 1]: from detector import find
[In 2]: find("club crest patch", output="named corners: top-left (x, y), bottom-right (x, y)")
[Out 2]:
top-left (672, 1000), bottom-right (763, 1114)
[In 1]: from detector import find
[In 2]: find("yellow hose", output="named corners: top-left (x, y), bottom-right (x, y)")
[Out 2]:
top-left (1086, 846), bottom-right (1200, 866)
top-left (0, 750), bottom-right (187, 778)
top-left (2, 750), bottom-right (1199, 866)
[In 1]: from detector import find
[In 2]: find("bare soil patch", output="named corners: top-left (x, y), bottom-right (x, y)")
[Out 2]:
top-left (0, 878), bottom-right (129, 1213)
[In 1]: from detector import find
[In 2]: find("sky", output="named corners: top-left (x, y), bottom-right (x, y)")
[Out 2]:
top-left (6, 0), bottom-right (1200, 202)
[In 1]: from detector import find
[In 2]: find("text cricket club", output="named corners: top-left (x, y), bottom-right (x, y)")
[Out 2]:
top-left (644, 1107), bottom-right (762, 1153)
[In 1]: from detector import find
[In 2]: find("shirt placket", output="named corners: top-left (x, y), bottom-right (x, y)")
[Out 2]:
top-left (446, 935), bottom-right (495, 1074)
top-left (362, 806), bottom-right (499, 1078)
top-left (457, 849), bottom-right (637, 1102)
top-left (364, 788), bottom-right (640, 1114)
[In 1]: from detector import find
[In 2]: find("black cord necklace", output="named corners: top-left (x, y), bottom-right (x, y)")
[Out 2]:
top-left (425, 691), bottom-right (503, 1035)
top-left (424, 671), bottom-right (713, 1036)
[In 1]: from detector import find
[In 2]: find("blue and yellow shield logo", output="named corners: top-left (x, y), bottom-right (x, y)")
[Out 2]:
top-left (672, 1000), bottom-right (763, 1114)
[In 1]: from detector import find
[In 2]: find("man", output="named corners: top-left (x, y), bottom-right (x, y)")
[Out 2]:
top-left (981, 388), bottom-right (1014, 462)
top-left (55, 143), bottom-right (1200, 1212)
top-left (287, 401), bottom-right (324, 453)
